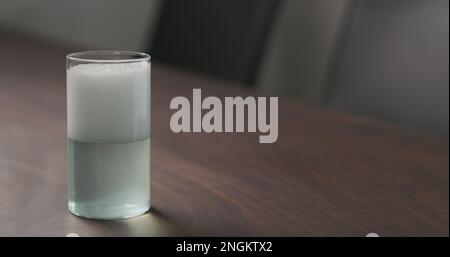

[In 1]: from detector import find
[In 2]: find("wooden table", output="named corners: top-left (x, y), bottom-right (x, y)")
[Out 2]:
top-left (0, 34), bottom-right (448, 236)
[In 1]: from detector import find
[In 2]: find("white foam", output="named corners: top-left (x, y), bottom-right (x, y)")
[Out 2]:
top-left (67, 62), bottom-right (150, 143)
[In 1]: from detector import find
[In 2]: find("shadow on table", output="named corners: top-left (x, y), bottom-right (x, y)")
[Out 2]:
top-left (68, 207), bottom-right (183, 236)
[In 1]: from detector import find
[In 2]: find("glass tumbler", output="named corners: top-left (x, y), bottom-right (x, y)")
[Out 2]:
top-left (67, 51), bottom-right (151, 219)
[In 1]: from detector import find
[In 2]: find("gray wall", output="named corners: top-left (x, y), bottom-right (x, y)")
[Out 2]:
top-left (330, 0), bottom-right (449, 134)
top-left (1, 0), bottom-right (447, 134)
top-left (0, 0), bottom-right (162, 50)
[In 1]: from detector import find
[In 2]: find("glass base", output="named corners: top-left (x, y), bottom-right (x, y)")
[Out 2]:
top-left (69, 200), bottom-right (150, 220)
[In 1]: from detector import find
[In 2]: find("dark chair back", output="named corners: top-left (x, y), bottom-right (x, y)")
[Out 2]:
top-left (150, 0), bottom-right (281, 86)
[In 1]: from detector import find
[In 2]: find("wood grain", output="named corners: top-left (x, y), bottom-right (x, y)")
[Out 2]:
top-left (0, 34), bottom-right (448, 236)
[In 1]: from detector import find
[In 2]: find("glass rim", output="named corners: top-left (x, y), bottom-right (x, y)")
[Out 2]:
top-left (67, 50), bottom-right (151, 63)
